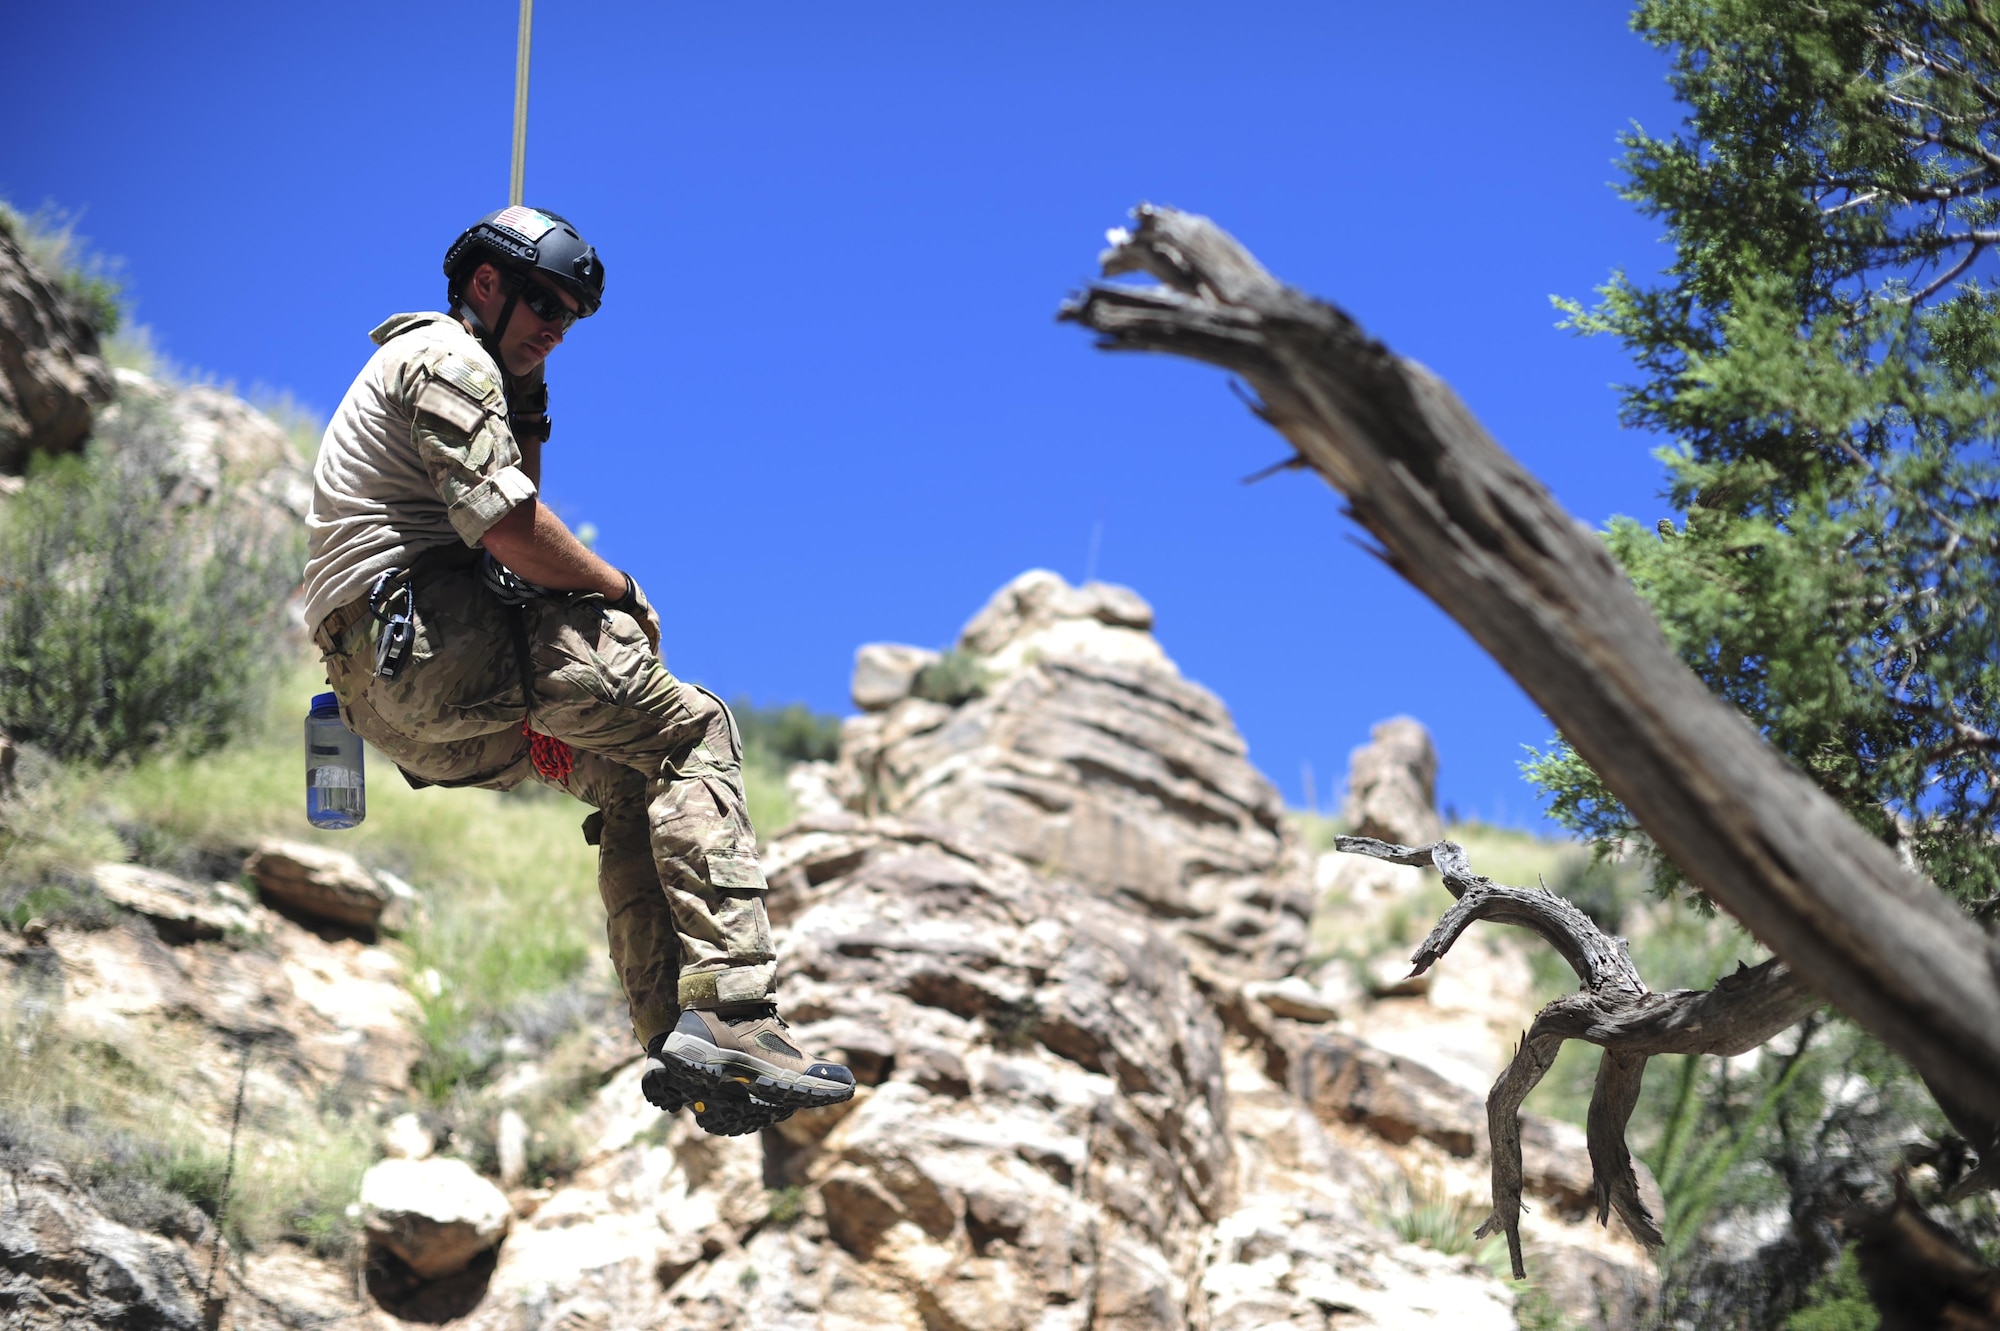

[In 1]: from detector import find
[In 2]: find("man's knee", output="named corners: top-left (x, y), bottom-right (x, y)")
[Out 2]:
top-left (674, 683), bottom-right (742, 771)
top-left (565, 752), bottom-right (649, 814)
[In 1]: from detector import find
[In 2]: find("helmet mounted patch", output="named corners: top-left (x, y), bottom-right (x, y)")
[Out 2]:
top-left (490, 206), bottom-right (559, 243)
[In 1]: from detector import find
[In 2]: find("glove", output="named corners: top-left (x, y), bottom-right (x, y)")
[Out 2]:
top-left (610, 572), bottom-right (661, 655)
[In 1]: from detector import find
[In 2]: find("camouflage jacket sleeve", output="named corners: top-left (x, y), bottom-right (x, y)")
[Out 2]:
top-left (388, 340), bottom-right (536, 546)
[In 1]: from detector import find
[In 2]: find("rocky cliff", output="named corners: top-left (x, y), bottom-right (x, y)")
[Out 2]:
top-left (1, 564), bottom-right (1659, 1330)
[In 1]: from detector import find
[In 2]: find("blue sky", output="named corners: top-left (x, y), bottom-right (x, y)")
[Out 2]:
top-left (4, 2), bottom-right (1685, 826)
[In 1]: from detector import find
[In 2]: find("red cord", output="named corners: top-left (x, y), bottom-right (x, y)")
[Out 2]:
top-left (524, 718), bottom-right (575, 783)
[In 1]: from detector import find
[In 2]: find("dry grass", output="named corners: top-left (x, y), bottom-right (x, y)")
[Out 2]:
top-left (0, 995), bottom-right (374, 1256)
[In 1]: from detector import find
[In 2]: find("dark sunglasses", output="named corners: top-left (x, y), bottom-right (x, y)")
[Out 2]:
top-left (515, 279), bottom-right (579, 330)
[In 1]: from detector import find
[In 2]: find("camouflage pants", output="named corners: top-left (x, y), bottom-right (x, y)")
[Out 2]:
top-left (315, 556), bottom-right (775, 1048)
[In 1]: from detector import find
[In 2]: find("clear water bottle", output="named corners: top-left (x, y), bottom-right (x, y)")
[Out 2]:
top-left (306, 691), bottom-right (366, 829)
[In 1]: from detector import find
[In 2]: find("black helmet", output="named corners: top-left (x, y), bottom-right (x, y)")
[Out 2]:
top-left (443, 206), bottom-right (604, 317)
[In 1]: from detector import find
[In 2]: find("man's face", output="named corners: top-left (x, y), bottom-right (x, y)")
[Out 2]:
top-left (464, 264), bottom-right (581, 377)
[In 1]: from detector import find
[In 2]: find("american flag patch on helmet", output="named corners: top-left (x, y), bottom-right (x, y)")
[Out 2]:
top-left (491, 206), bottom-right (558, 241)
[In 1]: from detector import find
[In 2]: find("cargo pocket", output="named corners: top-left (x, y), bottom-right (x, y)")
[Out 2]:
top-left (708, 849), bottom-right (773, 964)
top-left (707, 847), bottom-right (768, 894)
top-left (366, 568), bottom-right (523, 735)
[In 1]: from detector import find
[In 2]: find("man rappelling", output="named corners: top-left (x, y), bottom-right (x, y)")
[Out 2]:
top-left (299, 206), bottom-right (854, 1136)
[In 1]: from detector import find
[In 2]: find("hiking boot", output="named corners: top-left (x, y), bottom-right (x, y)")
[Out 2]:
top-left (659, 1005), bottom-right (856, 1110)
top-left (642, 1041), bottom-right (798, 1137)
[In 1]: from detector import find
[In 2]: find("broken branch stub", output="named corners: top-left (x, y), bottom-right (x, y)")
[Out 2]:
top-left (1060, 203), bottom-right (2000, 1128)
top-left (1337, 836), bottom-right (1817, 1278)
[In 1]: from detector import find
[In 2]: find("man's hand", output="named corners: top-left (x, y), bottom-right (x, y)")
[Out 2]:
top-left (611, 574), bottom-right (662, 655)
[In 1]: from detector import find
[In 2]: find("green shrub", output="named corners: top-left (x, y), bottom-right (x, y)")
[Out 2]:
top-left (730, 697), bottom-right (841, 770)
top-left (0, 203), bottom-right (122, 337)
top-left (984, 993), bottom-right (1041, 1049)
top-left (1289, 811), bottom-right (1345, 854)
top-left (765, 1185), bottom-right (806, 1226)
top-left (1785, 1248), bottom-right (1879, 1331)
top-left (1509, 1280), bottom-right (1581, 1331)
top-left (1549, 854), bottom-right (1638, 935)
top-left (912, 650), bottom-right (990, 706)
top-left (726, 696), bottom-right (843, 835)
top-left (1374, 1170), bottom-right (1504, 1264)
top-left (0, 392), bottom-right (300, 764)
top-left (0, 870), bottom-right (113, 932)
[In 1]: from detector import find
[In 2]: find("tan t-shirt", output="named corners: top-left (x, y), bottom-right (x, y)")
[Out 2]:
top-left (301, 313), bottom-right (537, 630)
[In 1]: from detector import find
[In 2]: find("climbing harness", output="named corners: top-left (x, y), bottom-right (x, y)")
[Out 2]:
top-left (478, 552), bottom-right (580, 783)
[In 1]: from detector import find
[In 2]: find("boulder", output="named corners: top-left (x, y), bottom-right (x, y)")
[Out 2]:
top-left (89, 862), bottom-right (255, 942)
top-left (636, 813), bottom-right (1235, 1329)
top-left (244, 838), bottom-right (389, 928)
top-left (360, 1157), bottom-right (512, 1280)
top-left (1294, 1032), bottom-right (1485, 1158)
top-left (785, 759), bottom-right (853, 823)
top-left (19, 903), bottom-right (420, 1103)
top-left (0, 216), bottom-right (113, 472)
top-left (1243, 974), bottom-right (1344, 1024)
top-left (1340, 716), bottom-right (1444, 847)
top-left (850, 642), bottom-right (940, 712)
top-left (382, 1111), bottom-right (436, 1161)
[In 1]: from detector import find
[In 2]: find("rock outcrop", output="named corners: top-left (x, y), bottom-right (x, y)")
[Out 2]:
top-left (0, 1158), bottom-right (213, 1331)
top-left (1339, 716), bottom-right (1443, 848)
top-left (1, 863), bottom-right (419, 1107)
top-left (0, 216), bottom-right (113, 472)
top-left (96, 368), bottom-right (311, 523)
top-left (837, 570), bottom-right (1313, 980)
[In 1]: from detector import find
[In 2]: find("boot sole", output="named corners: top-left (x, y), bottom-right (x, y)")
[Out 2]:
top-left (640, 1062), bottom-right (689, 1113)
top-left (692, 1092), bottom-right (795, 1136)
top-left (660, 1031), bottom-right (857, 1110)
top-left (644, 1060), bottom-right (796, 1135)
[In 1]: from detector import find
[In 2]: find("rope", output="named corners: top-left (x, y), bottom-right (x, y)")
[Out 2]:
top-left (525, 717), bottom-right (576, 784)
top-left (510, 0), bottom-right (534, 206)
top-left (201, 1042), bottom-right (252, 1324)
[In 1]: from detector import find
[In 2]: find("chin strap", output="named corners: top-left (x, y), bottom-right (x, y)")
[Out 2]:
top-left (455, 286), bottom-right (553, 444)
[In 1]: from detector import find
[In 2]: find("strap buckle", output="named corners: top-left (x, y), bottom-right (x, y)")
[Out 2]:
top-left (367, 569), bottom-right (415, 679)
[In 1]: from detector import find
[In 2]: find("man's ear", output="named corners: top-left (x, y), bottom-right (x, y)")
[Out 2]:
top-left (467, 263), bottom-right (502, 308)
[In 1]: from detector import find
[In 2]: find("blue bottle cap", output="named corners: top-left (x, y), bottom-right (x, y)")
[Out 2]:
top-left (312, 691), bottom-right (339, 711)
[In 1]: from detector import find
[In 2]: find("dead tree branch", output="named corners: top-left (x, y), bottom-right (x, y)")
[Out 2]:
top-left (1059, 204), bottom-right (2000, 1202)
top-left (1336, 835), bottom-right (1817, 1276)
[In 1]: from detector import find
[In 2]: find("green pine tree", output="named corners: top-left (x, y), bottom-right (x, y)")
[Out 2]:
top-left (1528, 0), bottom-right (2000, 911)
